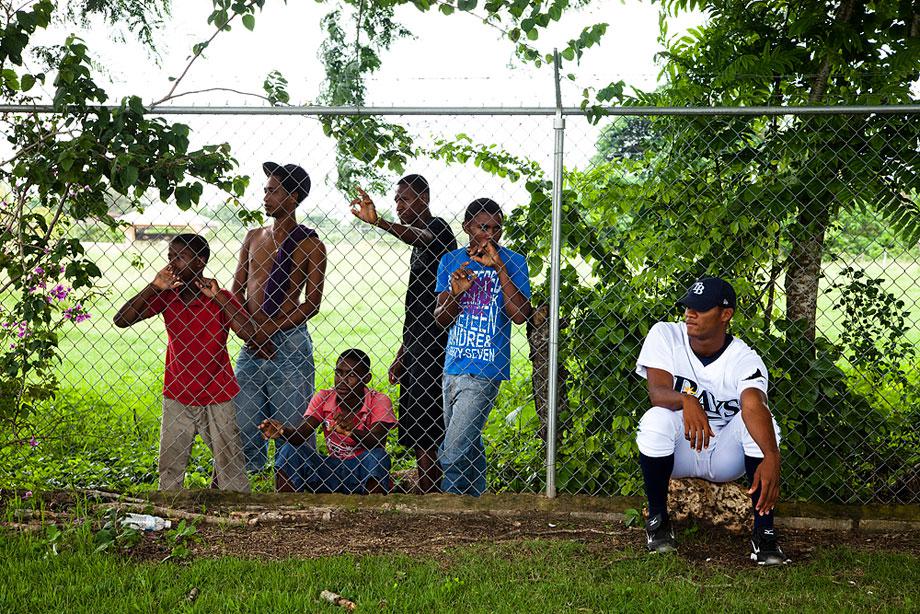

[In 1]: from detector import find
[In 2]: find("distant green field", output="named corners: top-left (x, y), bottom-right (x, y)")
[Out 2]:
top-left (50, 233), bottom-right (920, 426)
top-left (8, 228), bottom-right (918, 492)
top-left (46, 233), bottom-right (537, 477)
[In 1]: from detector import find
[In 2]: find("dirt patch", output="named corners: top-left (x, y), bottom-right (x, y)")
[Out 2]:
top-left (124, 509), bottom-right (920, 571)
top-left (4, 491), bottom-right (919, 570)
top-left (190, 509), bottom-right (634, 562)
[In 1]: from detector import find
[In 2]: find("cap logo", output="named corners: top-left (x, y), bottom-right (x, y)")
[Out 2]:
top-left (691, 282), bottom-right (705, 295)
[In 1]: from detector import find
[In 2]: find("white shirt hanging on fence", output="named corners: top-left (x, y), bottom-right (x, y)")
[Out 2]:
top-left (635, 322), bottom-right (769, 431)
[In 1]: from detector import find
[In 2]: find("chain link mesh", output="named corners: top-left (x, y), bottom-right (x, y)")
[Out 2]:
top-left (2, 107), bottom-right (917, 504)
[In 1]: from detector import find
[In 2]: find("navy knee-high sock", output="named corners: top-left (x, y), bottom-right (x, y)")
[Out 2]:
top-left (639, 453), bottom-right (674, 520)
top-left (745, 455), bottom-right (775, 531)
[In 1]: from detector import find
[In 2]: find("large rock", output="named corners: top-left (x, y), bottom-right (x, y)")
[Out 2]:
top-left (667, 478), bottom-right (751, 533)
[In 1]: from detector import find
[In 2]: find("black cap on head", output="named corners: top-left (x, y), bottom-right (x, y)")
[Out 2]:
top-left (677, 276), bottom-right (736, 311)
top-left (263, 161), bottom-right (311, 203)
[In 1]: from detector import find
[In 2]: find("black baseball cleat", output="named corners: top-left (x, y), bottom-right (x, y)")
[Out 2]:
top-left (750, 527), bottom-right (790, 566)
top-left (645, 513), bottom-right (677, 553)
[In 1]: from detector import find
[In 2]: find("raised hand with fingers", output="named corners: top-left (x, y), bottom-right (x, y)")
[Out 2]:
top-left (196, 277), bottom-right (220, 299)
top-left (349, 186), bottom-right (378, 226)
top-left (258, 418), bottom-right (285, 440)
top-left (450, 262), bottom-right (476, 296)
top-left (468, 239), bottom-right (503, 269)
top-left (151, 264), bottom-right (182, 291)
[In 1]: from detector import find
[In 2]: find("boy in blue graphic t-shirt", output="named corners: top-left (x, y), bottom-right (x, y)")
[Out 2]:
top-left (434, 198), bottom-right (531, 495)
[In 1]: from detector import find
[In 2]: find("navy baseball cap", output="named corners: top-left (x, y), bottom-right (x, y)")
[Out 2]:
top-left (677, 276), bottom-right (736, 311)
top-left (263, 161), bottom-right (311, 203)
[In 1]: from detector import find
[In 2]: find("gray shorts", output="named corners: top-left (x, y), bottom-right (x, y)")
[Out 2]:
top-left (159, 397), bottom-right (250, 492)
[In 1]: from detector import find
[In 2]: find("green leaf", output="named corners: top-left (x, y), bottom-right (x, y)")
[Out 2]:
top-left (20, 73), bottom-right (36, 91)
top-left (242, 14), bottom-right (255, 30)
top-left (213, 10), bottom-right (229, 29)
top-left (122, 166), bottom-right (139, 190)
top-left (458, 0), bottom-right (477, 11)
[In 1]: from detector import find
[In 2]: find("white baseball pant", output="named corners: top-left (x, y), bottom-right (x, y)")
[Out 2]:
top-left (636, 407), bottom-right (781, 483)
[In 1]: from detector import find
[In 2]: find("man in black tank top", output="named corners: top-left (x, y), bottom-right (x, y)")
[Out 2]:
top-left (350, 175), bottom-right (457, 493)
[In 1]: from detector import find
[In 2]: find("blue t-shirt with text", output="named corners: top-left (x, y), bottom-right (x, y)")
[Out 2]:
top-left (435, 246), bottom-right (531, 380)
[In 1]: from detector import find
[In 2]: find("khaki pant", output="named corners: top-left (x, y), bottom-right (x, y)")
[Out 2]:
top-left (159, 398), bottom-right (250, 492)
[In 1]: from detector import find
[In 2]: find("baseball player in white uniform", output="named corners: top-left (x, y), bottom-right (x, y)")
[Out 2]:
top-left (635, 276), bottom-right (789, 565)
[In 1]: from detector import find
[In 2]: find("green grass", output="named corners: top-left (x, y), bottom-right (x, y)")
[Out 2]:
top-left (0, 533), bottom-right (916, 613)
top-left (49, 233), bottom-right (920, 417)
top-left (54, 234), bottom-right (534, 417)
top-left (6, 233), bottom-right (539, 491)
top-left (8, 231), bottom-right (919, 494)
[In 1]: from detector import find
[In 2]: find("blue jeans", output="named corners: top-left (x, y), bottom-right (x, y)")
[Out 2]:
top-left (439, 374), bottom-right (501, 496)
top-left (235, 325), bottom-right (315, 472)
top-left (276, 445), bottom-right (391, 494)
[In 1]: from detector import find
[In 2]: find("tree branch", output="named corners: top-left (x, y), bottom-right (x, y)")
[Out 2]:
top-left (155, 86), bottom-right (274, 104)
top-left (808, 0), bottom-right (858, 104)
top-left (149, 1), bottom-right (260, 108)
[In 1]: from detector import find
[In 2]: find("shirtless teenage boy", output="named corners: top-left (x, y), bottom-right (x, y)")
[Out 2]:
top-left (232, 162), bottom-right (327, 473)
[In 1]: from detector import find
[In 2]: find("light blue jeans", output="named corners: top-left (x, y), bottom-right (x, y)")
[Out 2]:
top-left (439, 373), bottom-right (501, 496)
top-left (276, 446), bottom-right (391, 494)
top-left (235, 324), bottom-right (315, 472)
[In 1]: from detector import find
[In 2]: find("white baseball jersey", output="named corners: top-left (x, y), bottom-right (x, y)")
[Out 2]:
top-left (635, 322), bottom-right (769, 431)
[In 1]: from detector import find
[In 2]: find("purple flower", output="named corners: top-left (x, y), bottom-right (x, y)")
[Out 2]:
top-left (34, 266), bottom-right (44, 276)
top-left (64, 304), bottom-right (91, 324)
top-left (28, 436), bottom-right (38, 448)
top-left (49, 284), bottom-right (69, 301)
top-left (24, 491), bottom-right (32, 499)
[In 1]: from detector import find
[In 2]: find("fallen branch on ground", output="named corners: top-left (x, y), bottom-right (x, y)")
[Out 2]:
top-left (75, 489), bottom-right (148, 505)
top-left (320, 590), bottom-right (357, 611)
top-left (97, 502), bottom-right (248, 526)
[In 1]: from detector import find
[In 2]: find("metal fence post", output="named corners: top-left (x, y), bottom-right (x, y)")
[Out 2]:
top-left (545, 50), bottom-right (565, 499)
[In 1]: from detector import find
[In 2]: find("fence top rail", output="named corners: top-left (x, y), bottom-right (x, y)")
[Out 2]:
top-left (1, 104), bottom-right (919, 116)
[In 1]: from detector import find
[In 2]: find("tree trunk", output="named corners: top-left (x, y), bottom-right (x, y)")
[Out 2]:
top-left (526, 303), bottom-right (569, 443)
top-left (784, 202), bottom-right (831, 343)
top-left (784, 0), bottom-right (857, 343)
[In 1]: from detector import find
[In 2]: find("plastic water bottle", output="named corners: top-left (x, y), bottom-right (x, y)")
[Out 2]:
top-left (120, 513), bottom-right (172, 531)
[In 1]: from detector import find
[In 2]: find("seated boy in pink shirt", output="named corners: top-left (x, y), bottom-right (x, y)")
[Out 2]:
top-left (258, 349), bottom-right (395, 493)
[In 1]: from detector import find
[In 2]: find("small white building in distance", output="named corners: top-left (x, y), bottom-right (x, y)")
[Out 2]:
top-left (117, 204), bottom-right (213, 242)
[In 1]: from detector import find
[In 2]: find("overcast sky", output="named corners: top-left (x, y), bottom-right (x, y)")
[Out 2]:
top-left (46, 0), bottom-right (703, 107)
top-left (27, 1), bottom-right (704, 220)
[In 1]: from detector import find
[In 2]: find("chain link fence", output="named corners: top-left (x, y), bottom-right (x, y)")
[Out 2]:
top-left (1, 105), bottom-right (918, 504)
